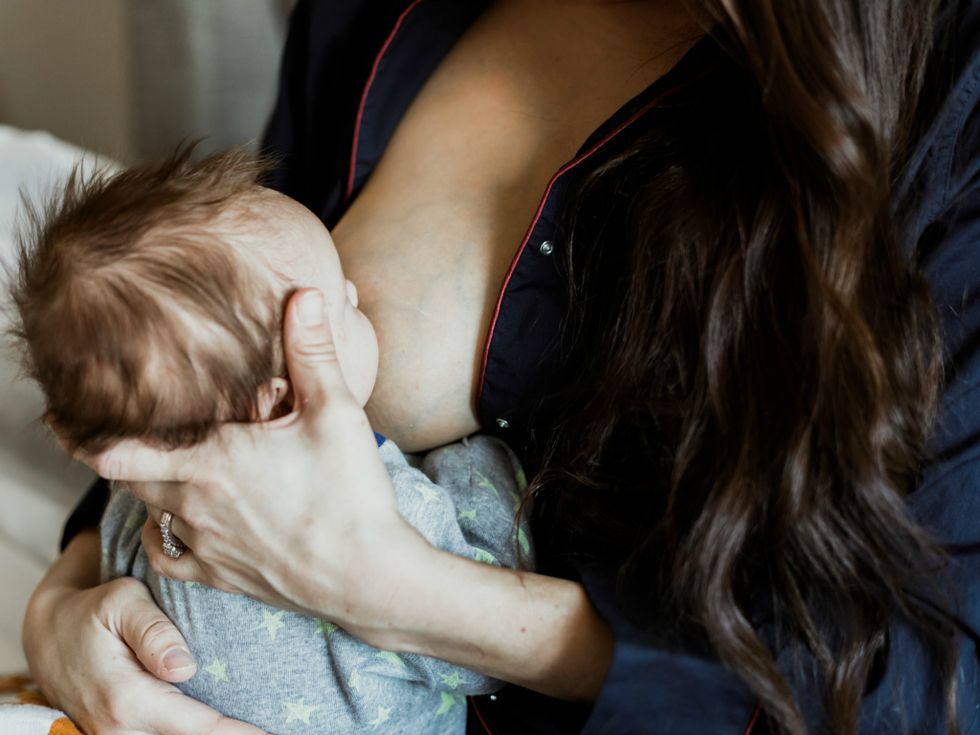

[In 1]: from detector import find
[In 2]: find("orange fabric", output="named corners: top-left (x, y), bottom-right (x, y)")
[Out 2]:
top-left (50, 716), bottom-right (84, 735)
top-left (0, 672), bottom-right (84, 734)
top-left (17, 690), bottom-right (49, 707)
top-left (0, 675), bottom-right (33, 692)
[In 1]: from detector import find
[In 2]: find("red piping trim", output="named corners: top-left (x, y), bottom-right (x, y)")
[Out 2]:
top-left (743, 704), bottom-right (762, 734)
top-left (476, 84), bottom-right (683, 408)
top-left (345, 0), bottom-right (428, 202)
top-left (468, 696), bottom-right (494, 735)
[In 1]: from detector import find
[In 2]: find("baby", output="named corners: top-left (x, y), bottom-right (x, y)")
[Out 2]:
top-left (10, 148), bottom-right (532, 734)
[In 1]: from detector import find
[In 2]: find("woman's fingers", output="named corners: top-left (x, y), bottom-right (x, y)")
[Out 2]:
top-left (143, 694), bottom-right (271, 735)
top-left (70, 289), bottom-right (351, 485)
top-left (143, 504), bottom-right (199, 556)
top-left (120, 481), bottom-right (186, 515)
top-left (24, 545), bottom-right (260, 735)
top-left (140, 518), bottom-right (207, 585)
top-left (104, 579), bottom-right (197, 683)
top-left (74, 438), bottom-right (202, 483)
top-left (282, 288), bottom-right (357, 417)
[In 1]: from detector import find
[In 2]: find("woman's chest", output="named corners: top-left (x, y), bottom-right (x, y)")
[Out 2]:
top-left (330, 0), bottom-right (691, 449)
top-left (333, 1), bottom-right (636, 303)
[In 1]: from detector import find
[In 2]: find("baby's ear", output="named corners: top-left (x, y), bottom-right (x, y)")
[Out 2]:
top-left (253, 377), bottom-right (293, 421)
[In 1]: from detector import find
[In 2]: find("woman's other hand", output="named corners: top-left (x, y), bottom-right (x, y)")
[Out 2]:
top-left (23, 530), bottom-right (267, 735)
top-left (73, 289), bottom-right (430, 637)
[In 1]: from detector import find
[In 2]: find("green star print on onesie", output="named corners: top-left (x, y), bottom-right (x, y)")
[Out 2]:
top-left (100, 435), bottom-right (534, 734)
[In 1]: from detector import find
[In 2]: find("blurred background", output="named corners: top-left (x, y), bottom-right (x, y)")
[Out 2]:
top-left (0, 0), bottom-right (293, 674)
top-left (0, 0), bottom-right (291, 162)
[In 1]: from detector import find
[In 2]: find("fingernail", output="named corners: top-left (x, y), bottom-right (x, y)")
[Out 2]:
top-left (163, 648), bottom-right (195, 672)
top-left (297, 290), bottom-right (324, 326)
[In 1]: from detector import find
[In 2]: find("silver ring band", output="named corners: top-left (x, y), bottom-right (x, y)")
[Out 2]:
top-left (159, 511), bottom-right (185, 559)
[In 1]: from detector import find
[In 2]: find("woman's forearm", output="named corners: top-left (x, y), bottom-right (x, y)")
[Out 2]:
top-left (35, 528), bottom-right (101, 592)
top-left (23, 529), bottom-right (101, 659)
top-left (357, 540), bottom-right (614, 701)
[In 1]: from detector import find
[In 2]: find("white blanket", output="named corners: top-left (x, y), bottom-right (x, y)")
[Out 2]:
top-left (0, 126), bottom-right (99, 674)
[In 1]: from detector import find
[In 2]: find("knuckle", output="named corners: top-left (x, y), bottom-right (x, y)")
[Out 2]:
top-left (180, 512), bottom-right (201, 533)
top-left (180, 506), bottom-right (210, 535)
top-left (107, 575), bottom-right (142, 595)
top-left (170, 494), bottom-right (195, 522)
top-left (196, 517), bottom-right (216, 536)
top-left (101, 577), bottom-right (143, 609)
top-left (139, 617), bottom-right (177, 653)
top-left (293, 332), bottom-right (339, 361)
top-left (184, 515), bottom-right (208, 535)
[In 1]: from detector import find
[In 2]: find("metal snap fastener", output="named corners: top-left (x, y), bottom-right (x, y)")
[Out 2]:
top-left (538, 240), bottom-right (554, 255)
top-left (495, 418), bottom-right (510, 429)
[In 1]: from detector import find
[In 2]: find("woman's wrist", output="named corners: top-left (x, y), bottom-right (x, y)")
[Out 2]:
top-left (30, 528), bottom-right (100, 600)
top-left (319, 526), bottom-right (614, 701)
top-left (23, 529), bottom-right (101, 678)
top-left (294, 515), bottom-right (435, 637)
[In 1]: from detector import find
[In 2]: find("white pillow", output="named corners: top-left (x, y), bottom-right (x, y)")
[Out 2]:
top-left (0, 125), bottom-right (100, 562)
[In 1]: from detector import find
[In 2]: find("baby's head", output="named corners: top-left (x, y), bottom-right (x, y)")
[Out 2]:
top-left (10, 146), bottom-right (377, 453)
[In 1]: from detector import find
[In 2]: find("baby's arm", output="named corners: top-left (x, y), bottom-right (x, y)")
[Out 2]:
top-left (375, 434), bottom-right (534, 694)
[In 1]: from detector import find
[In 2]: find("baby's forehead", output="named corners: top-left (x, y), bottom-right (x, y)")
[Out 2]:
top-left (224, 187), bottom-right (305, 237)
top-left (219, 189), bottom-right (316, 281)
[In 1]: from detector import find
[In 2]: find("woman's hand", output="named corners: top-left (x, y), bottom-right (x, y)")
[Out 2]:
top-left (75, 289), bottom-right (430, 636)
top-left (23, 531), bottom-right (267, 735)
top-left (68, 289), bottom-right (613, 700)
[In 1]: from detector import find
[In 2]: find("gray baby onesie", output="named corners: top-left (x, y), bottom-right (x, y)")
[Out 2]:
top-left (101, 435), bottom-right (533, 735)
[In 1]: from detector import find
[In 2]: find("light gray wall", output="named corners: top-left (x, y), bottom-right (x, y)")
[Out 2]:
top-left (129, 0), bottom-right (288, 160)
top-left (0, 0), bottom-right (289, 163)
top-left (0, 0), bottom-right (136, 160)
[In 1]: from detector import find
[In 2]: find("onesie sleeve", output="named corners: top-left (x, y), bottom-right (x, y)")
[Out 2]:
top-left (375, 435), bottom-right (535, 695)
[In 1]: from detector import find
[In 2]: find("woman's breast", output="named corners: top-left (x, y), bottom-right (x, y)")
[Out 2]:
top-left (330, 27), bottom-right (592, 450)
top-left (331, 103), bottom-right (559, 451)
top-left (329, 0), bottom-right (689, 451)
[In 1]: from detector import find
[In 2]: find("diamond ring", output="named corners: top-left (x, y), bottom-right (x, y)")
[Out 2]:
top-left (159, 511), bottom-right (185, 559)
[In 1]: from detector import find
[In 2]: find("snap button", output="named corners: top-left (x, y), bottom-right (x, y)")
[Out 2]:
top-left (495, 418), bottom-right (510, 429)
top-left (538, 240), bottom-right (554, 255)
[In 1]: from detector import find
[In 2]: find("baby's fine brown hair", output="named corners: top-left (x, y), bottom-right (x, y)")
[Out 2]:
top-left (9, 145), bottom-right (287, 454)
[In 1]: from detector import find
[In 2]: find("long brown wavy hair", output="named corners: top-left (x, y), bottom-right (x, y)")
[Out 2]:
top-left (532, 1), bottom-right (957, 732)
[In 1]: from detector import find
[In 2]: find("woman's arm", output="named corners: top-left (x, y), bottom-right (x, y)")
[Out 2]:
top-left (23, 530), bottom-right (268, 734)
top-left (368, 547), bottom-right (614, 701)
top-left (33, 527), bottom-right (101, 591)
top-left (80, 289), bottom-right (613, 702)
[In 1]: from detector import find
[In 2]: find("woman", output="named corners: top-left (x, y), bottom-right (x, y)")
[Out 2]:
top-left (23, 0), bottom-right (979, 733)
